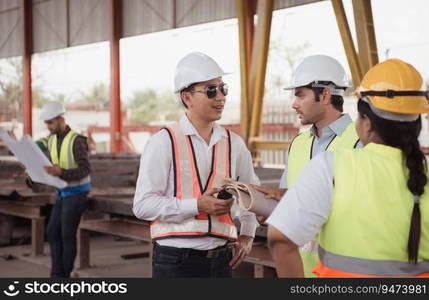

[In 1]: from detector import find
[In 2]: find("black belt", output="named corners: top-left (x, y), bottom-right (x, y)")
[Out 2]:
top-left (154, 243), bottom-right (231, 259)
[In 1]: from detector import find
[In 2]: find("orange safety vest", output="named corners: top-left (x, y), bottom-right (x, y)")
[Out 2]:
top-left (150, 123), bottom-right (238, 241)
top-left (313, 248), bottom-right (429, 278)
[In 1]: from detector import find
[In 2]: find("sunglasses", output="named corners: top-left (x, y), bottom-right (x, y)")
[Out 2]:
top-left (192, 83), bottom-right (229, 99)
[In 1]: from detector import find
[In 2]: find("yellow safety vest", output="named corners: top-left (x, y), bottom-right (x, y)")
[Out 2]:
top-left (315, 143), bottom-right (429, 277)
top-left (46, 130), bottom-right (91, 191)
top-left (286, 121), bottom-right (359, 277)
top-left (48, 130), bottom-right (78, 169)
top-left (287, 122), bottom-right (359, 187)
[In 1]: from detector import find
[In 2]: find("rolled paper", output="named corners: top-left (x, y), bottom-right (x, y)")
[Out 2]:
top-left (221, 178), bottom-right (278, 218)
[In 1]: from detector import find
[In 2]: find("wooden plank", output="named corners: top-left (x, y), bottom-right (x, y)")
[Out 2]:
top-left (77, 228), bottom-right (91, 269)
top-left (31, 217), bottom-right (44, 256)
top-left (88, 195), bottom-right (134, 216)
top-left (77, 218), bottom-right (152, 271)
top-left (0, 214), bottom-right (13, 246)
top-left (0, 202), bottom-right (42, 218)
top-left (79, 219), bottom-right (151, 241)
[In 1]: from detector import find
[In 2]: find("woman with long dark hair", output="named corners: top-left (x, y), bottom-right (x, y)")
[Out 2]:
top-left (267, 58), bottom-right (429, 277)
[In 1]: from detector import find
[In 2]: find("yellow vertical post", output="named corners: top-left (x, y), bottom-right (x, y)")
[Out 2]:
top-left (352, 0), bottom-right (378, 73)
top-left (236, 0), bottom-right (251, 143)
top-left (248, 0), bottom-right (274, 153)
top-left (331, 0), bottom-right (363, 87)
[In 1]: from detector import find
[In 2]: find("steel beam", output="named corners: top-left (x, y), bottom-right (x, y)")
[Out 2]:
top-left (249, 140), bottom-right (291, 151)
top-left (331, 0), bottom-right (363, 87)
top-left (110, 0), bottom-right (122, 155)
top-left (21, 0), bottom-right (33, 136)
top-left (248, 0), bottom-right (274, 146)
top-left (236, 0), bottom-right (256, 142)
top-left (352, 0), bottom-right (378, 73)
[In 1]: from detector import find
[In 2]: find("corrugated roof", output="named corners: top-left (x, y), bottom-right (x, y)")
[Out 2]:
top-left (0, 0), bottom-right (322, 59)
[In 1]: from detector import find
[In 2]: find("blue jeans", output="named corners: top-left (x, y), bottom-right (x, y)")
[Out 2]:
top-left (152, 243), bottom-right (233, 278)
top-left (47, 192), bottom-right (88, 278)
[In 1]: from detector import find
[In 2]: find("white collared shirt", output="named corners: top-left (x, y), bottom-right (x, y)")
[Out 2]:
top-left (267, 151), bottom-right (335, 246)
top-left (133, 115), bottom-right (260, 250)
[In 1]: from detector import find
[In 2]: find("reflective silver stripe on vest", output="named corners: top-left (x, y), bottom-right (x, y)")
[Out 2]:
top-left (171, 124), bottom-right (194, 198)
top-left (67, 133), bottom-right (78, 169)
top-left (319, 246), bottom-right (429, 276)
top-left (66, 132), bottom-right (91, 187)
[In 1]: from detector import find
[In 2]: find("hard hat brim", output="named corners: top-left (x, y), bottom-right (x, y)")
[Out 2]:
top-left (175, 71), bottom-right (232, 93)
top-left (39, 112), bottom-right (64, 121)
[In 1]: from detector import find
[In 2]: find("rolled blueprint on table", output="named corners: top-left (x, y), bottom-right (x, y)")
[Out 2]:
top-left (0, 129), bottom-right (67, 189)
top-left (221, 178), bottom-right (278, 218)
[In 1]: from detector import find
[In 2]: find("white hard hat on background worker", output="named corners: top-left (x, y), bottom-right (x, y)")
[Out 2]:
top-left (173, 52), bottom-right (230, 93)
top-left (39, 101), bottom-right (66, 121)
top-left (285, 54), bottom-right (349, 95)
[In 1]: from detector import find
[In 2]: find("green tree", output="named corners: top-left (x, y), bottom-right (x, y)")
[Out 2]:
top-left (266, 41), bottom-right (311, 100)
top-left (126, 88), bottom-right (183, 124)
top-left (73, 83), bottom-right (109, 108)
top-left (0, 57), bottom-right (50, 120)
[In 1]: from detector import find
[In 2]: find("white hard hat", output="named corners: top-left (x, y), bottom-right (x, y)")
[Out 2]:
top-left (285, 55), bottom-right (349, 93)
top-left (174, 52), bottom-right (229, 93)
top-left (39, 101), bottom-right (65, 121)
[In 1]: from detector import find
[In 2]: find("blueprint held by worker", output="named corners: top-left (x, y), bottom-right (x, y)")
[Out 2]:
top-left (0, 129), bottom-right (67, 189)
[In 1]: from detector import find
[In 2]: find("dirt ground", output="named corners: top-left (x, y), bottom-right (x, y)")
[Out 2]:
top-left (0, 235), bottom-right (256, 278)
top-left (0, 235), bottom-right (152, 278)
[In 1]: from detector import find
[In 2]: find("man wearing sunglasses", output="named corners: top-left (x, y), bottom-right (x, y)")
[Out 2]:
top-left (133, 52), bottom-right (260, 278)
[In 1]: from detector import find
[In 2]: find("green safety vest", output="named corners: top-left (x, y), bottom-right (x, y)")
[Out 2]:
top-left (316, 143), bottom-right (429, 277)
top-left (286, 121), bottom-right (359, 277)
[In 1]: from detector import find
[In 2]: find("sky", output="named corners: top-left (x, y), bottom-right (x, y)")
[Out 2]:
top-left (2, 0), bottom-right (429, 106)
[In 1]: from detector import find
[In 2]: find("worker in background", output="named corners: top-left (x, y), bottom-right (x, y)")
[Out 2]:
top-left (133, 52), bottom-right (259, 278)
top-left (254, 55), bottom-right (360, 277)
top-left (267, 58), bottom-right (429, 277)
top-left (38, 101), bottom-right (91, 278)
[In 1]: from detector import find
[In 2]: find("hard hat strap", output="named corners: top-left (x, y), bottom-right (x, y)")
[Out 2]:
top-left (311, 82), bottom-right (345, 96)
top-left (360, 90), bottom-right (429, 100)
top-left (361, 97), bottom-right (420, 122)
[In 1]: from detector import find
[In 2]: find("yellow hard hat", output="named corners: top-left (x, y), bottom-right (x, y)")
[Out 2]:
top-left (355, 58), bottom-right (429, 114)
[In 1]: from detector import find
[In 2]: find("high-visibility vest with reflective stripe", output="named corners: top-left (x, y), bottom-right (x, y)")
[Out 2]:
top-left (314, 143), bottom-right (429, 277)
top-left (286, 122), bottom-right (359, 187)
top-left (150, 123), bottom-right (238, 241)
top-left (286, 121), bottom-right (359, 277)
top-left (47, 130), bottom-right (91, 189)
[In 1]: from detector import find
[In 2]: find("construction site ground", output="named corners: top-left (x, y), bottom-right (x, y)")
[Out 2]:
top-left (0, 234), bottom-right (257, 278)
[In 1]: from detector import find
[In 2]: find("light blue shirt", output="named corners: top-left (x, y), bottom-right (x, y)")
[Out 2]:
top-left (279, 114), bottom-right (361, 189)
